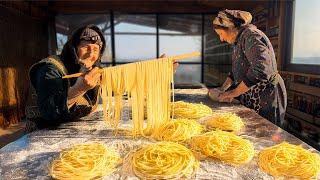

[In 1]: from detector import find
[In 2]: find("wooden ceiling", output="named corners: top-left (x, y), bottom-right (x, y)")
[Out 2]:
top-left (30, 0), bottom-right (268, 14)
top-left (26, 0), bottom-right (268, 35)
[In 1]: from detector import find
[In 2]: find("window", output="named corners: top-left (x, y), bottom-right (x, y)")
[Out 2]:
top-left (292, 0), bottom-right (320, 65)
top-left (114, 14), bottom-right (156, 62)
top-left (56, 33), bottom-right (67, 54)
top-left (175, 64), bottom-right (202, 85)
top-left (55, 13), bottom-right (234, 86)
top-left (159, 14), bottom-right (202, 84)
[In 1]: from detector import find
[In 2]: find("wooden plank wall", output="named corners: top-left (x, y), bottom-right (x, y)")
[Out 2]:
top-left (0, 3), bottom-right (49, 128)
top-left (281, 71), bottom-right (320, 147)
top-left (203, 14), bottom-right (233, 87)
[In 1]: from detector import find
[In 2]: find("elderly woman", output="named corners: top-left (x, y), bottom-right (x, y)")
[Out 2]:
top-left (210, 10), bottom-right (287, 125)
top-left (25, 24), bottom-right (177, 131)
top-left (25, 25), bottom-right (105, 130)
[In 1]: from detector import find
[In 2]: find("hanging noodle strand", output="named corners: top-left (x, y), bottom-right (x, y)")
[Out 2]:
top-left (100, 58), bottom-right (174, 137)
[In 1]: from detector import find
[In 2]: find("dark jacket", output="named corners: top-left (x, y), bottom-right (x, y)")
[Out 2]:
top-left (229, 24), bottom-right (287, 125)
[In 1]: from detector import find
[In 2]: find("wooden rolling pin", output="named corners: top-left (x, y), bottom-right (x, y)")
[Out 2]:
top-left (62, 51), bottom-right (200, 79)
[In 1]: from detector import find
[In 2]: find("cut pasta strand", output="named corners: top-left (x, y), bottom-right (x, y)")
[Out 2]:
top-left (154, 118), bottom-right (204, 142)
top-left (205, 112), bottom-right (244, 132)
top-left (50, 142), bottom-right (121, 180)
top-left (132, 141), bottom-right (199, 179)
top-left (258, 142), bottom-right (320, 179)
top-left (188, 130), bottom-right (254, 165)
top-left (172, 101), bottom-right (212, 120)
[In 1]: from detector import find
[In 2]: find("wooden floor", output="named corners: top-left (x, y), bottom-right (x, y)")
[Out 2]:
top-left (0, 122), bottom-right (26, 148)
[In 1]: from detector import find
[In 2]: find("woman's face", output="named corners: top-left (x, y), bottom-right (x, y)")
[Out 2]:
top-left (215, 28), bottom-right (236, 44)
top-left (77, 41), bottom-right (100, 69)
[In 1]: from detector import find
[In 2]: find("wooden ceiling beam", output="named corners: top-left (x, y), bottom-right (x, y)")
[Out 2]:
top-left (49, 0), bottom-right (267, 14)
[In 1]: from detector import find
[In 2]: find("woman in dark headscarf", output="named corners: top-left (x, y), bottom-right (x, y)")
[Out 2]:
top-left (210, 9), bottom-right (287, 125)
top-left (25, 24), bottom-right (106, 130)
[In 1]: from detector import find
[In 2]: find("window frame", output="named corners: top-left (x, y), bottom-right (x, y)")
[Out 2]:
top-left (283, 0), bottom-right (320, 74)
top-left (54, 12), bottom-right (229, 87)
top-left (111, 12), bottom-right (206, 85)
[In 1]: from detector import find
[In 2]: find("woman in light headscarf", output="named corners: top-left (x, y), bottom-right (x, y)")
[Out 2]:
top-left (210, 9), bottom-right (287, 125)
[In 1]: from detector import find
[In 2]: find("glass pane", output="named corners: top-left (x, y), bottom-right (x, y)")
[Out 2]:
top-left (203, 14), bottom-right (232, 87)
top-left (159, 35), bottom-right (201, 62)
top-left (55, 14), bottom-right (112, 63)
top-left (115, 35), bottom-right (156, 61)
top-left (159, 14), bottom-right (202, 62)
top-left (292, 0), bottom-right (320, 65)
top-left (114, 14), bottom-right (156, 33)
top-left (56, 33), bottom-right (67, 54)
top-left (114, 14), bottom-right (156, 62)
top-left (174, 64), bottom-right (201, 85)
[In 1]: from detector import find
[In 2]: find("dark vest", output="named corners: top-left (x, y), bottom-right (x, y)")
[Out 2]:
top-left (25, 55), bottom-right (99, 120)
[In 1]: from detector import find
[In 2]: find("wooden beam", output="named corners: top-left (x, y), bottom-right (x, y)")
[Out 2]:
top-left (281, 71), bottom-right (320, 79)
top-left (0, 1), bottom-right (50, 20)
top-left (49, 0), bottom-right (267, 14)
top-left (289, 82), bottom-right (320, 97)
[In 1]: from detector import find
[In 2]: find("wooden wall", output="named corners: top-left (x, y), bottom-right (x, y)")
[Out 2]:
top-left (257, 1), bottom-right (320, 148)
top-left (203, 15), bottom-right (232, 87)
top-left (251, 1), bottom-right (281, 67)
top-left (281, 71), bottom-right (320, 148)
top-left (0, 3), bottom-right (49, 128)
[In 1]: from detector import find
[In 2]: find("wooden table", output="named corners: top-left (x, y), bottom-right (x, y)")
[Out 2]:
top-left (0, 89), bottom-right (319, 179)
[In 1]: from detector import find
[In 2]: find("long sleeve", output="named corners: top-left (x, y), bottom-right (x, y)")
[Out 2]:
top-left (242, 33), bottom-right (275, 87)
top-left (30, 61), bottom-right (101, 126)
top-left (32, 64), bottom-right (70, 123)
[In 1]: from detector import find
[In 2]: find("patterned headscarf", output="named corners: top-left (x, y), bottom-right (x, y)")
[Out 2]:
top-left (79, 27), bottom-right (103, 48)
top-left (60, 24), bottom-right (106, 79)
top-left (213, 9), bottom-right (252, 29)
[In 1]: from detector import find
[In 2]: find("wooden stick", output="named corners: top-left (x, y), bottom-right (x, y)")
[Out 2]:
top-left (62, 51), bottom-right (200, 79)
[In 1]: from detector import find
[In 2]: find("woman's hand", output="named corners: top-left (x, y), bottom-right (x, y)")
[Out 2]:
top-left (217, 90), bottom-right (236, 103)
top-left (81, 67), bottom-right (101, 91)
top-left (217, 81), bottom-right (249, 103)
top-left (208, 88), bottom-right (223, 101)
top-left (67, 67), bottom-right (100, 107)
top-left (72, 67), bottom-right (100, 92)
top-left (160, 53), bottom-right (179, 73)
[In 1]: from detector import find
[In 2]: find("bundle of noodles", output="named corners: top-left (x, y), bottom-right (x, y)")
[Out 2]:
top-left (188, 130), bottom-right (254, 165)
top-left (50, 142), bottom-right (121, 180)
top-left (258, 142), bottom-right (320, 179)
top-left (132, 141), bottom-right (199, 179)
top-left (101, 57), bottom-right (174, 137)
top-left (154, 119), bottom-right (204, 142)
top-left (172, 101), bottom-right (212, 120)
top-left (205, 112), bottom-right (244, 133)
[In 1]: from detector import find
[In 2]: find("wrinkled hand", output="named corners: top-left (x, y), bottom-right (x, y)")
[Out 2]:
top-left (217, 91), bottom-right (236, 103)
top-left (208, 88), bottom-right (223, 101)
top-left (76, 67), bottom-right (101, 91)
top-left (160, 53), bottom-right (179, 73)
